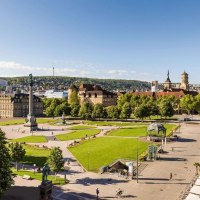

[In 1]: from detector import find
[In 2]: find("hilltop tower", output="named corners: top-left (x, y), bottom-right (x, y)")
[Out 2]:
top-left (163, 70), bottom-right (172, 90)
top-left (180, 71), bottom-right (189, 90)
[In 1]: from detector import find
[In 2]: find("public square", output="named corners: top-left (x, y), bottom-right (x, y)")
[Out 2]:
top-left (1, 121), bottom-right (200, 200)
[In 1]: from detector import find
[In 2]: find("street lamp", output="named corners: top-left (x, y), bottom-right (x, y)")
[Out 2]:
top-left (87, 152), bottom-right (90, 171)
top-left (136, 138), bottom-right (139, 183)
top-left (33, 163), bottom-right (36, 175)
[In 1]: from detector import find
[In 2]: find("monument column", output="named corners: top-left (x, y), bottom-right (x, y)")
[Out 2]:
top-left (24, 74), bottom-right (38, 131)
top-left (29, 80), bottom-right (33, 115)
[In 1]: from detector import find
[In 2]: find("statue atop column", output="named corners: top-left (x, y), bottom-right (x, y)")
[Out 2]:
top-left (28, 73), bottom-right (33, 86)
top-left (24, 74), bottom-right (38, 131)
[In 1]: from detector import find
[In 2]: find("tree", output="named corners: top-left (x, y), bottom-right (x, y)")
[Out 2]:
top-left (0, 129), bottom-right (14, 197)
top-left (9, 142), bottom-right (26, 171)
top-left (68, 90), bottom-right (79, 105)
top-left (159, 100), bottom-right (174, 119)
top-left (46, 106), bottom-right (54, 117)
top-left (120, 102), bottom-right (132, 119)
top-left (106, 106), bottom-right (120, 119)
top-left (54, 102), bottom-right (71, 117)
top-left (70, 104), bottom-right (80, 117)
top-left (117, 94), bottom-right (132, 109)
top-left (79, 102), bottom-right (93, 119)
top-left (92, 104), bottom-right (104, 119)
top-left (180, 95), bottom-right (196, 115)
top-left (48, 147), bottom-right (64, 177)
top-left (134, 104), bottom-right (149, 120)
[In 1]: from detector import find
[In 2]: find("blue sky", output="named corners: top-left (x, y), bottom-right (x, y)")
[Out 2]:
top-left (0, 0), bottom-right (200, 83)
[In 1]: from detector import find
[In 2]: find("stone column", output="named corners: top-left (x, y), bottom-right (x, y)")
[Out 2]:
top-left (24, 74), bottom-right (37, 131)
top-left (29, 85), bottom-right (33, 116)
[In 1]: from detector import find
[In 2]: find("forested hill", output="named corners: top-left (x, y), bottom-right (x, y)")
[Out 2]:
top-left (2, 76), bottom-right (150, 91)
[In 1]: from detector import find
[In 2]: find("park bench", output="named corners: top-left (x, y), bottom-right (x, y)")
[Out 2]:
top-left (22, 175), bottom-right (31, 180)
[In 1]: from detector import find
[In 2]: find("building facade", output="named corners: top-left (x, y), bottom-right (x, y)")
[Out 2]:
top-left (0, 93), bottom-right (43, 118)
top-left (68, 83), bottom-right (117, 107)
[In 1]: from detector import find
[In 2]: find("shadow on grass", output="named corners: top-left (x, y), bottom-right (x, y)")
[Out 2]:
top-left (21, 155), bottom-right (48, 167)
top-left (74, 177), bottom-right (129, 186)
top-left (1, 186), bottom-right (40, 200)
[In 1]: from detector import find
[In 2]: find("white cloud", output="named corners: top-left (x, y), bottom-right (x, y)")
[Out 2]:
top-left (0, 60), bottom-right (151, 81)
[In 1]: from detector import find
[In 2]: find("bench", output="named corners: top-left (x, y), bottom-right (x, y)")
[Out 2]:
top-left (22, 175), bottom-right (31, 180)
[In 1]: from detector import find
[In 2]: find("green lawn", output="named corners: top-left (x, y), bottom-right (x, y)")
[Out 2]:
top-left (69, 125), bottom-right (95, 130)
top-left (12, 169), bottom-right (66, 185)
top-left (107, 124), bottom-right (177, 137)
top-left (68, 137), bottom-right (149, 172)
top-left (107, 126), bottom-right (147, 137)
top-left (21, 145), bottom-right (51, 167)
top-left (165, 124), bottom-right (177, 136)
top-left (84, 121), bottom-right (149, 126)
top-left (0, 118), bottom-right (57, 126)
top-left (56, 129), bottom-right (100, 141)
top-left (11, 136), bottom-right (47, 143)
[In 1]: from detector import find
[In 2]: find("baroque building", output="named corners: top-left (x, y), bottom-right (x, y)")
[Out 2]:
top-left (68, 83), bottom-right (117, 107)
top-left (0, 93), bottom-right (43, 118)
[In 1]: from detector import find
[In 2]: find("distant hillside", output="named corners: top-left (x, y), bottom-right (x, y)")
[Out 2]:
top-left (1, 76), bottom-right (150, 91)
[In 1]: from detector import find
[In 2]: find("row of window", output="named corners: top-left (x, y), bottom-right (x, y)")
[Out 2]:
top-left (82, 93), bottom-right (115, 98)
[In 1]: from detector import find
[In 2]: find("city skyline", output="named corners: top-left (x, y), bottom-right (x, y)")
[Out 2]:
top-left (0, 1), bottom-right (200, 83)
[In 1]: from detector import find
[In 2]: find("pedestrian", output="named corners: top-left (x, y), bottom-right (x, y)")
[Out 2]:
top-left (96, 188), bottom-right (99, 199)
top-left (52, 132), bottom-right (53, 136)
top-left (170, 172), bottom-right (173, 180)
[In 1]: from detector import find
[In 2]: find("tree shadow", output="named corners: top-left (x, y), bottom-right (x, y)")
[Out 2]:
top-left (21, 155), bottom-right (48, 167)
top-left (74, 177), bottom-right (129, 186)
top-left (177, 138), bottom-right (196, 142)
top-left (53, 186), bottom-right (137, 199)
top-left (1, 185), bottom-right (40, 200)
top-left (159, 157), bottom-right (187, 161)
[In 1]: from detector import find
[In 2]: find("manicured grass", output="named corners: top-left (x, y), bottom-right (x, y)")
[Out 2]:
top-left (84, 121), bottom-right (149, 126)
top-left (0, 119), bottom-right (25, 126)
top-left (12, 169), bottom-right (66, 185)
top-left (107, 124), bottom-right (177, 137)
top-left (107, 126), bottom-right (147, 137)
top-left (56, 129), bottom-right (100, 141)
top-left (69, 125), bottom-right (95, 130)
top-left (21, 145), bottom-right (51, 167)
top-left (11, 136), bottom-right (47, 143)
top-left (0, 118), bottom-right (57, 126)
top-left (165, 124), bottom-right (177, 136)
top-left (36, 118), bottom-right (57, 124)
top-left (68, 137), bottom-right (149, 172)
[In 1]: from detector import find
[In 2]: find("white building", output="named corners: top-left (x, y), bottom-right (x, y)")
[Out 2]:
top-left (151, 80), bottom-right (159, 92)
top-left (0, 79), bottom-right (8, 86)
top-left (44, 89), bottom-right (68, 99)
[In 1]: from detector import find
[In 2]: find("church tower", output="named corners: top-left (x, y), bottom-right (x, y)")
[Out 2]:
top-left (163, 70), bottom-right (172, 90)
top-left (180, 71), bottom-right (189, 90)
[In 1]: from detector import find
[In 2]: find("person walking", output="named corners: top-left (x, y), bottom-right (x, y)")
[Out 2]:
top-left (96, 188), bottom-right (99, 199)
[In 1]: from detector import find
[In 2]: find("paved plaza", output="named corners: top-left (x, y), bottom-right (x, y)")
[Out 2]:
top-left (1, 122), bottom-right (200, 200)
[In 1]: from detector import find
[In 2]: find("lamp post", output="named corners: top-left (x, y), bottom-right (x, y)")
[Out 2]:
top-left (33, 163), bottom-right (36, 175)
top-left (87, 152), bottom-right (90, 171)
top-left (136, 138), bottom-right (139, 183)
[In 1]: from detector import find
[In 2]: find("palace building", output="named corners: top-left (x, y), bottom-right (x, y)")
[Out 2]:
top-left (68, 83), bottom-right (117, 107)
top-left (0, 93), bottom-right (43, 118)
